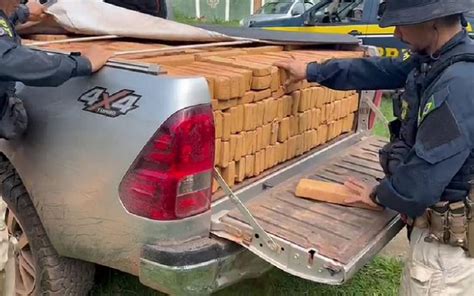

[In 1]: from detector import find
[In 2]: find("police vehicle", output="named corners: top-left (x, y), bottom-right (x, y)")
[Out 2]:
top-left (246, 0), bottom-right (474, 57)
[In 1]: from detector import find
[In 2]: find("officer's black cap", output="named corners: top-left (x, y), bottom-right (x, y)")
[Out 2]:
top-left (380, 0), bottom-right (474, 28)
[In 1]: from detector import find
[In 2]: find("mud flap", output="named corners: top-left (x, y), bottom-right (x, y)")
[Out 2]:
top-left (211, 137), bottom-right (404, 285)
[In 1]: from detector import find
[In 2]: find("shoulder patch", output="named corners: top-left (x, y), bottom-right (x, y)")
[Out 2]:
top-left (0, 18), bottom-right (13, 38)
top-left (418, 87), bottom-right (450, 126)
top-left (415, 101), bottom-right (468, 164)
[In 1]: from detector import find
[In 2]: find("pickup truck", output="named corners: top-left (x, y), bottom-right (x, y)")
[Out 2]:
top-left (247, 0), bottom-right (474, 58)
top-left (1, 28), bottom-right (401, 295)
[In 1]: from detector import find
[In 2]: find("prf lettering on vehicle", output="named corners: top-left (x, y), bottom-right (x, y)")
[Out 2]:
top-left (78, 87), bottom-right (141, 118)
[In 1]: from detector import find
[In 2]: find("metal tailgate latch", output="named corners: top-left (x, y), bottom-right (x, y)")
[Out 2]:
top-left (213, 168), bottom-right (281, 253)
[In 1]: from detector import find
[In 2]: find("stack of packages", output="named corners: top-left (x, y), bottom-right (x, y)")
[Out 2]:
top-left (29, 38), bottom-right (363, 191)
top-left (161, 46), bottom-right (363, 192)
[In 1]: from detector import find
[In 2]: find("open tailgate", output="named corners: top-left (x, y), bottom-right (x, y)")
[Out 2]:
top-left (211, 136), bottom-right (404, 285)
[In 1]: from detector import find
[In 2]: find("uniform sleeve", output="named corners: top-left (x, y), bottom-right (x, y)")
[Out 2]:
top-left (0, 37), bottom-right (92, 87)
top-left (375, 78), bottom-right (473, 217)
top-left (306, 57), bottom-right (415, 91)
top-left (10, 5), bottom-right (30, 25)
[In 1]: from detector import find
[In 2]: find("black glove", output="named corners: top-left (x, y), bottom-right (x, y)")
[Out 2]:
top-left (379, 139), bottom-right (411, 177)
top-left (0, 96), bottom-right (28, 140)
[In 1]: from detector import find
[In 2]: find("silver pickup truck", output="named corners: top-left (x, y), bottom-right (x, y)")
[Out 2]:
top-left (1, 30), bottom-right (403, 295)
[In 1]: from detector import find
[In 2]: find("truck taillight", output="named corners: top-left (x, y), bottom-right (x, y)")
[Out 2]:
top-left (119, 105), bottom-right (215, 220)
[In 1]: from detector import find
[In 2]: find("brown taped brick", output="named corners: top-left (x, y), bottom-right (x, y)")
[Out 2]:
top-left (335, 119), bottom-right (343, 137)
top-left (299, 89), bottom-right (312, 112)
top-left (270, 67), bottom-right (279, 92)
top-left (211, 100), bottom-right (218, 110)
top-left (272, 87), bottom-right (285, 99)
top-left (235, 134), bottom-right (244, 160)
top-left (263, 99), bottom-right (273, 124)
top-left (282, 95), bottom-right (292, 117)
top-left (229, 135), bottom-right (238, 162)
top-left (252, 75), bottom-right (272, 90)
top-left (146, 54), bottom-right (196, 66)
top-left (244, 46), bottom-right (283, 54)
top-left (319, 125), bottom-right (329, 144)
top-left (245, 131), bottom-right (255, 155)
top-left (278, 117), bottom-right (290, 142)
top-left (295, 179), bottom-right (381, 211)
top-left (262, 124), bottom-right (272, 148)
top-left (201, 56), bottom-right (271, 76)
top-left (217, 99), bottom-right (238, 111)
top-left (235, 157), bottom-right (246, 183)
top-left (220, 141), bottom-right (230, 168)
top-left (288, 136), bottom-right (297, 159)
top-left (254, 89), bottom-right (272, 102)
top-left (239, 92), bottom-right (255, 104)
top-left (230, 105), bottom-right (244, 133)
top-left (290, 115), bottom-right (299, 137)
top-left (298, 113), bottom-right (306, 134)
top-left (215, 139), bottom-right (221, 165)
top-left (260, 149), bottom-right (266, 173)
top-left (245, 155), bottom-right (255, 177)
top-left (315, 87), bottom-right (325, 108)
top-left (194, 50), bottom-right (247, 60)
top-left (295, 135), bottom-right (304, 156)
top-left (335, 100), bottom-right (342, 119)
top-left (214, 111), bottom-right (223, 138)
top-left (256, 101), bottom-right (265, 127)
top-left (223, 161), bottom-right (236, 187)
top-left (343, 113), bottom-right (355, 132)
top-left (187, 64), bottom-right (244, 98)
top-left (351, 94), bottom-right (360, 113)
top-left (291, 91), bottom-right (301, 115)
top-left (320, 104), bottom-right (327, 124)
top-left (168, 67), bottom-right (229, 101)
top-left (195, 61), bottom-right (253, 92)
top-left (243, 104), bottom-right (256, 131)
top-left (271, 122), bottom-right (279, 145)
top-left (222, 112), bottom-right (231, 141)
top-left (312, 130), bottom-right (318, 148)
top-left (281, 141), bottom-right (289, 162)
top-left (256, 127), bottom-right (263, 151)
top-left (285, 81), bottom-right (303, 94)
top-left (254, 151), bottom-right (262, 176)
top-left (276, 98), bottom-right (284, 121)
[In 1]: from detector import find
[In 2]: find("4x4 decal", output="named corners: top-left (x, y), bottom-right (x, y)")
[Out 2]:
top-left (78, 87), bottom-right (141, 118)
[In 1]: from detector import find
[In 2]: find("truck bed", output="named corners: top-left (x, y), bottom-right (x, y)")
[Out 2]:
top-left (211, 136), bottom-right (404, 284)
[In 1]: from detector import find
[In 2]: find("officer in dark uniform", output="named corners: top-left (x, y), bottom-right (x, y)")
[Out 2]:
top-left (275, 0), bottom-right (474, 294)
top-left (104, 0), bottom-right (168, 18)
top-left (0, 0), bottom-right (113, 139)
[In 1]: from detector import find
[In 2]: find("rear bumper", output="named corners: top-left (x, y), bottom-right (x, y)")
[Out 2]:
top-left (139, 237), bottom-right (271, 295)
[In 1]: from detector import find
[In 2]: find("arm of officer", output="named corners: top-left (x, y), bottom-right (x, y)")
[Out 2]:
top-left (0, 38), bottom-right (92, 86)
top-left (306, 57), bottom-right (414, 90)
top-left (375, 78), bottom-right (473, 217)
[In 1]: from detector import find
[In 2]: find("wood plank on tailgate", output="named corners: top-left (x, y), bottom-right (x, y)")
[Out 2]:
top-left (212, 137), bottom-right (400, 266)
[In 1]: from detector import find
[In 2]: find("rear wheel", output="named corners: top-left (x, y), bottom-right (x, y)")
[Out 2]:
top-left (0, 160), bottom-right (95, 295)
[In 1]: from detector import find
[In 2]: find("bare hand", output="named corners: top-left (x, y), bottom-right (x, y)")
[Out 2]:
top-left (273, 57), bottom-right (308, 87)
top-left (27, 1), bottom-right (46, 22)
top-left (81, 46), bottom-right (114, 73)
top-left (343, 177), bottom-right (382, 210)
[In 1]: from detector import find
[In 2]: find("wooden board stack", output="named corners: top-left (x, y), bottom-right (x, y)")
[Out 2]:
top-left (31, 37), bottom-right (364, 191)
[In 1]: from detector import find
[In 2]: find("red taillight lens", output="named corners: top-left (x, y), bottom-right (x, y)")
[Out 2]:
top-left (119, 105), bottom-right (215, 220)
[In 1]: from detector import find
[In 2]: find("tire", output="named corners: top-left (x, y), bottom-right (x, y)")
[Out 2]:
top-left (0, 159), bottom-right (95, 295)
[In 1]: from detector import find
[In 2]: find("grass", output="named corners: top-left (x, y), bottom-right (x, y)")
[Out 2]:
top-left (91, 257), bottom-right (403, 296)
top-left (373, 96), bottom-right (396, 138)
top-left (92, 98), bottom-right (403, 295)
top-left (173, 12), bottom-right (241, 27)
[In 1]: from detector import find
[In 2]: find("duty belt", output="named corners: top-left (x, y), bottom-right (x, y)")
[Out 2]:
top-left (414, 197), bottom-right (474, 257)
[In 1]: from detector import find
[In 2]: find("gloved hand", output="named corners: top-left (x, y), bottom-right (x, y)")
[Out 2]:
top-left (379, 139), bottom-right (411, 177)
